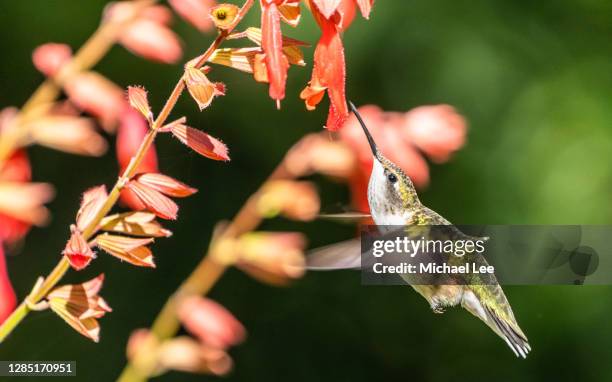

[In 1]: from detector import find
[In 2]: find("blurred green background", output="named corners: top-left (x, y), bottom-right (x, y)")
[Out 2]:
top-left (1, 0), bottom-right (612, 381)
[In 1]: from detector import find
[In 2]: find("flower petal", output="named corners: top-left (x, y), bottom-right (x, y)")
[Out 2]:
top-left (76, 185), bottom-right (108, 232)
top-left (239, 27), bottom-right (309, 48)
top-left (170, 124), bottom-right (230, 161)
top-left (47, 274), bottom-right (110, 342)
top-left (127, 86), bottom-right (153, 123)
top-left (100, 212), bottom-right (172, 238)
top-left (278, 2), bottom-right (301, 27)
top-left (184, 68), bottom-right (224, 111)
top-left (63, 227), bottom-right (96, 271)
top-left (208, 47), bottom-right (260, 73)
top-left (356, 0), bottom-right (374, 19)
top-left (311, 0), bottom-right (341, 19)
top-left (262, 2), bottom-right (288, 103)
top-left (126, 181), bottom-right (179, 220)
top-left (134, 173), bottom-right (197, 198)
top-left (95, 233), bottom-right (156, 267)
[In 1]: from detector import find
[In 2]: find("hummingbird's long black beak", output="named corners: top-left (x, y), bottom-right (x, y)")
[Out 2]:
top-left (348, 101), bottom-right (378, 157)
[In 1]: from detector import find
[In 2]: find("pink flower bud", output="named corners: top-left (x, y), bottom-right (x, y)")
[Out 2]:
top-left (64, 72), bottom-right (125, 130)
top-left (119, 19), bottom-right (182, 64)
top-left (32, 43), bottom-right (72, 77)
top-left (168, 0), bottom-right (216, 32)
top-left (141, 5), bottom-right (174, 25)
top-left (0, 244), bottom-right (17, 324)
top-left (177, 297), bottom-right (246, 350)
top-left (402, 105), bottom-right (467, 163)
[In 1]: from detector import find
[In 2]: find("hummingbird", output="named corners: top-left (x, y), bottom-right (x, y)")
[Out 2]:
top-left (308, 102), bottom-right (531, 358)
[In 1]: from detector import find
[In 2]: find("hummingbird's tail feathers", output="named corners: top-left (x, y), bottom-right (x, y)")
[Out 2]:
top-left (306, 239), bottom-right (362, 270)
top-left (461, 288), bottom-right (530, 358)
top-left (483, 304), bottom-right (531, 358)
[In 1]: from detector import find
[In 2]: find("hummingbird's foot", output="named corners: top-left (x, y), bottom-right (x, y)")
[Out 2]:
top-left (431, 300), bottom-right (446, 314)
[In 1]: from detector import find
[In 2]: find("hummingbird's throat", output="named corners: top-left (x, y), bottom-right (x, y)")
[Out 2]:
top-left (367, 160), bottom-right (416, 225)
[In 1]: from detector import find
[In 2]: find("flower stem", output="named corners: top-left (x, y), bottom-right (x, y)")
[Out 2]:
top-left (0, 0), bottom-right (255, 346)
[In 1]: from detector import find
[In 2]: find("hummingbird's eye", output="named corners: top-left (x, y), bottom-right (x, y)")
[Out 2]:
top-left (387, 173), bottom-right (398, 183)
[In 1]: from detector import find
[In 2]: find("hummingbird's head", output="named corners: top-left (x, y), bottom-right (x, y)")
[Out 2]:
top-left (349, 102), bottom-right (420, 224)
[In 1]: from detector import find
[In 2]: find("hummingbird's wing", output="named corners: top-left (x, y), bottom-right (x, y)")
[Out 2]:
top-left (306, 239), bottom-right (362, 270)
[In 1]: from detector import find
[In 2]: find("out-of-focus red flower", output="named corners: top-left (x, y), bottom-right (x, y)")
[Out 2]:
top-left (339, 104), bottom-right (467, 212)
top-left (119, 19), bottom-right (182, 64)
top-left (64, 71), bottom-right (125, 131)
top-left (0, 150), bottom-right (53, 244)
top-left (141, 4), bottom-right (174, 25)
top-left (402, 105), bottom-right (467, 163)
top-left (117, 109), bottom-right (159, 211)
top-left (231, 232), bottom-right (306, 285)
top-left (127, 329), bottom-right (234, 377)
top-left (169, 0), bottom-right (216, 32)
top-left (284, 133), bottom-right (356, 178)
top-left (177, 297), bottom-right (246, 350)
top-left (32, 43), bottom-right (72, 77)
top-left (0, 150), bottom-right (30, 183)
top-left (0, 244), bottom-right (17, 324)
top-left (104, 3), bottom-right (182, 64)
top-left (158, 337), bottom-right (233, 376)
top-left (257, 180), bottom-right (320, 221)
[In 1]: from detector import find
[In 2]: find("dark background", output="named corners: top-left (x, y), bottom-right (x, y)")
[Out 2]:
top-left (1, 0), bottom-right (612, 381)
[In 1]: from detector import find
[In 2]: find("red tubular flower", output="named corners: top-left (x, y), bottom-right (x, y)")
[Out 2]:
top-left (116, 109), bottom-right (159, 211)
top-left (0, 244), bottom-right (17, 324)
top-left (300, 1), bottom-right (350, 131)
top-left (261, 0), bottom-right (289, 106)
